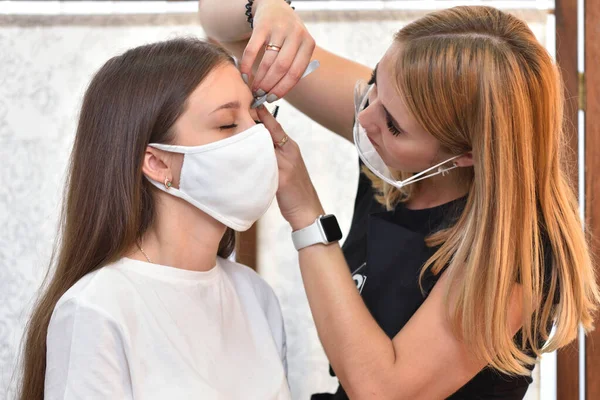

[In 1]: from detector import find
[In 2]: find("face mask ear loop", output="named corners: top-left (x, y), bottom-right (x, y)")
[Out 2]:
top-left (399, 155), bottom-right (462, 186)
top-left (400, 164), bottom-right (460, 186)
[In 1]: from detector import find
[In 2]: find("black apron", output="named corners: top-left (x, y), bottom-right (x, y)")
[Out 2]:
top-left (312, 165), bottom-right (534, 400)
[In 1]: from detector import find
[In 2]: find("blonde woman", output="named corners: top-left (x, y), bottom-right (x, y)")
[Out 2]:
top-left (199, 2), bottom-right (600, 399)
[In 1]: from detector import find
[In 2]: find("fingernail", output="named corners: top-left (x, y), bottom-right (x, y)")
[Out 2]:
top-left (266, 94), bottom-right (278, 103)
top-left (242, 74), bottom-right (249, 84)
top-left (251, 95), bottom-right (267, 109)
top-left (301, 60), bottom-right (320, 79)
top-left (255, 89), bottom-right (266, 97)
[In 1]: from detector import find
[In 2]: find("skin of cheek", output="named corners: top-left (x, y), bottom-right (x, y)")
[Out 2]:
top-left (379, 132), bottom-right (443, 173)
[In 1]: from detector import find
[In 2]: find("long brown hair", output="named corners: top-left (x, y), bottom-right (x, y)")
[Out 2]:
top-left (367, 6), bottom-right (600, 374)
top-left (18, 38), bottom-right (235, 399)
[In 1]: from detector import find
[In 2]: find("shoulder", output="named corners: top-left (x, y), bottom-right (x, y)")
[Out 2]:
top-left (218, 257), bottom-right (288, 371)
top-left (47, 266), bottom-right (128, 357)
top-left (218, 257), bottom-right (285, 334)
top-left (52, 258), bottom-right (141, 325)
top-left (46, 265), bottom-right (133, 398)
top-left (218, 257), bottom-right (281, 311)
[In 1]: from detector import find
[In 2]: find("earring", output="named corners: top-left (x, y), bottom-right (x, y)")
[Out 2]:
top-left (164, 177), bottom-right (172, 189)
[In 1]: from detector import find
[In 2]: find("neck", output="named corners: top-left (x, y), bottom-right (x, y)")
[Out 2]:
top-left (130, 195), bottom-right (227, 272)
top-left (405, 169), bottom-right (470, 210)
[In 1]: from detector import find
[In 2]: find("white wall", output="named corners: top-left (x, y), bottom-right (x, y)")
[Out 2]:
top-left (0, 8), bottom-right (550, 399)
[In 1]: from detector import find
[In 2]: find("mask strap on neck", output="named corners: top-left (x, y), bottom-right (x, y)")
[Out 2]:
top-left (399, 155), bottom-right (462, 187)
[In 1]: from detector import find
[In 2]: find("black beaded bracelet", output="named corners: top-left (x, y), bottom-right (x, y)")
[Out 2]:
top-left (246, 0), bottom-right (294, 29)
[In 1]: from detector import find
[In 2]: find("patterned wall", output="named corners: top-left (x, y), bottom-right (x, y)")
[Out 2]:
top-left (0, 9), bottom-right (549, 399)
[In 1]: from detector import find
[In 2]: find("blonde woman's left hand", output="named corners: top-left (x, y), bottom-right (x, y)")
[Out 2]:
top-left (256, 106), bottom-right (325, 231)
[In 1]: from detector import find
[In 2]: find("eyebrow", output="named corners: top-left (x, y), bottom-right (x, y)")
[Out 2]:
top-left (373, 64), bottom-right (408, 134)
top-left (210, 101), bottom-right (241, 114)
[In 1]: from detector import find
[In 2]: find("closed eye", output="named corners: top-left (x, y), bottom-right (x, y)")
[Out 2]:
top-left (385, 111), bottom-right (403, 136)
top-left (219, 123), bottom-right (238, 130)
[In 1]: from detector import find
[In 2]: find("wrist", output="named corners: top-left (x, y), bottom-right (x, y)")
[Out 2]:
top-left (289, 206), bottom-right (325, 232)
top-left (252, 0), bottom-right (276, 15)
top-left (250, 0), bottom-right (293, 23)
top-left (291, 212), bottom-right (343, 251)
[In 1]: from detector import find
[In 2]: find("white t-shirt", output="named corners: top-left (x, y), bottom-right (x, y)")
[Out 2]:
top-left (44, 256), bottom-right (291, 400)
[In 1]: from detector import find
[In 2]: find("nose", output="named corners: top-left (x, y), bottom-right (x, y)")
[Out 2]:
top-left (357, 104), bottom-right (372, 127)
top-left (249, 108), bottom-right (260, 124)
top-left (357, 103), bottom-right (380, 139)
top-left (243, 108), bottom-right (261, 130)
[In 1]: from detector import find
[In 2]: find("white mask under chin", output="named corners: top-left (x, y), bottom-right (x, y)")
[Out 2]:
top-left (146, 124), bottom-right (278, 232)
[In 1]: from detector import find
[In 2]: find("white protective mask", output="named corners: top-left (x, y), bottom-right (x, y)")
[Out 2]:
top-left (353, 81), bottom-right (461, 189)
top-left (147, 124), bottom-right (278, 232)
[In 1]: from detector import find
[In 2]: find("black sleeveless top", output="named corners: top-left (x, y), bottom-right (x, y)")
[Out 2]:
top-left (312, 164), bottom-right (551, 400)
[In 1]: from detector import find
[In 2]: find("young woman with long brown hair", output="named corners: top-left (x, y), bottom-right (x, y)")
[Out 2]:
top-left (19, 38), bottom-right (290, 399)
top-left (199, 2), bottom-right (600, 398)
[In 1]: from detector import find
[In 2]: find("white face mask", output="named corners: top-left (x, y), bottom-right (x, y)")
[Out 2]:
top-left (147, 124), bottom-right (278, 232)
top-left (353, 81), bottom-right (461, 189)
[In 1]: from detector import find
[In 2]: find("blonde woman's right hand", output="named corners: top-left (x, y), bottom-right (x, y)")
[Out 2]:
top-left (242, 0), bottom-right (316, 101)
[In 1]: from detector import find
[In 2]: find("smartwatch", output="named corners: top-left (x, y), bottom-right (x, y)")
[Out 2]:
top-left (291, 214), bottom-right (343, 251)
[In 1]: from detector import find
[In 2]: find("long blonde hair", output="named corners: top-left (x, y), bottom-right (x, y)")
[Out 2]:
top-left (367, 6), bottom-right (600, 375)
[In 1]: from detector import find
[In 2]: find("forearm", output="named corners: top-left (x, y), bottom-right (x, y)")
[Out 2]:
top-left (198, 0), bottom-right (254, 42)
top-left (295, 228), bottom-right (397, 397)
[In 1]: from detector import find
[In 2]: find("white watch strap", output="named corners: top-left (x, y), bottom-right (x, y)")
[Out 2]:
top-left (292, 216), bottom-right (325, 250)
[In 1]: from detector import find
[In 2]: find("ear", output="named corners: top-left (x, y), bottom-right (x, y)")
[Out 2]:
top-left (454, 151), bottom-right (474, 168)
top-left (142, 146), bottom-right (174, 186)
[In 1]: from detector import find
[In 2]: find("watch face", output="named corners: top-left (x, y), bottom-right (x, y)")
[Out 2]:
top-left (321, 215), bottom-right (343, 243)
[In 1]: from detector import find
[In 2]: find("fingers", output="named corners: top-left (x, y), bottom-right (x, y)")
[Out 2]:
top-left (256, 105), bottom-right (286, 143)
top-left (256, 105), bottom-right (299, 156)
top-left (253, 41), bottom-right (306, 97)
top-left (267, 41), bottom-right (316, 100)
top-left (240, 28), bottom-right (269, 82)
top-left (251, 35), bottom-right (287, 96)
top-left (253, 30), bottom-right (302, 98)
top-left (239, 6), bottom-right (316, 101)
